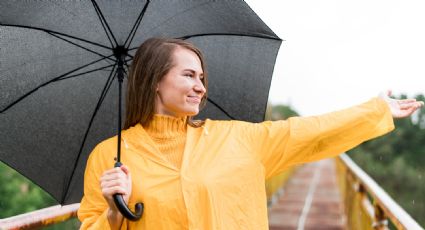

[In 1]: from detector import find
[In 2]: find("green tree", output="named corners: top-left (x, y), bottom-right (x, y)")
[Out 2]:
top-left (0, 162), bottom-right (57, 218)
top-left (0, 162), bottom-right (81, 228)
top-left (272, 104), bottom-right (299, 120)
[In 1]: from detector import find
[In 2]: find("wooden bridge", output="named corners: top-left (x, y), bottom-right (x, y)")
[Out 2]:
top-left (0, 154), bottom-right (423, 230)
top-left (268, 159), bottom-right (345, 230)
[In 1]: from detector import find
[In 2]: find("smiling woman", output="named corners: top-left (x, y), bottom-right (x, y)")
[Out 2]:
top-left (155, 47), bottom-right (207, 118)
top-left (77, 37), bottom-right (422, 230)
top-left (124, 38), bottom-right (208, 129)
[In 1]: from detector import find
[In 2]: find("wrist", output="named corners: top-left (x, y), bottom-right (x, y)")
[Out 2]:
top-left (107, 208), bottom-right (124, 230)
top-left (108, 207), bottom-right (123, 218)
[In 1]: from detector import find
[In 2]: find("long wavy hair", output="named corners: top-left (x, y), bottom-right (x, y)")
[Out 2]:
top-left (124, 38), bottom-right (208, 129)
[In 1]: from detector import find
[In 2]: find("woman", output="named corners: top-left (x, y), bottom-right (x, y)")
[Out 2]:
top-left (78, 38), bottom-right (423, 229)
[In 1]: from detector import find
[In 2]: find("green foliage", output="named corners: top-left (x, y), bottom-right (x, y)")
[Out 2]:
top-left (0, 162), bottom-right (81, 228)
top-left (266, 103), bottom-right (299, 120)
top-left (0, 162), bottom-right (56, 218)
top-left (43, 218), bottom-right (81, 230)
top-left (270, 105), bottom-right (299, 120)
top-left (349, 94), bottom-right (425, 227)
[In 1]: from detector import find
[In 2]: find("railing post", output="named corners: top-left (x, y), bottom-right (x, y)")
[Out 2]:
top-left (373, 203), bottom-right (389, 230)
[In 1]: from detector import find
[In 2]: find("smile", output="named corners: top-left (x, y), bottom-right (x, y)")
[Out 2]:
top-left (187, 96), bottom-right (201, 104)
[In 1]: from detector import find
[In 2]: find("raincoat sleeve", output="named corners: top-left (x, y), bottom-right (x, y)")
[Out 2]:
top-left (242, 97), bottom-right (394, 178)
top-left (78, 143), bottom-right (128, 230)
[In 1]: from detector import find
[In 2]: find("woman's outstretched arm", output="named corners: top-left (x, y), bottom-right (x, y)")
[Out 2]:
top-left (239, 94), bottom-right (422, 179)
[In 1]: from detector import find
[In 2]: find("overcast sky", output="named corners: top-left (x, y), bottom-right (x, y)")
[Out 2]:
top-left (245, 0), bottom-right (425, 116)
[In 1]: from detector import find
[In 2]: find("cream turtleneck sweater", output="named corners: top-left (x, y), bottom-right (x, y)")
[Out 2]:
top-left (144, 114), bottom-right (187, 169)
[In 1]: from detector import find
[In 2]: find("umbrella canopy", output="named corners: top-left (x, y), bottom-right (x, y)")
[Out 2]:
top-left (0, 0), bottom-right (282, 205)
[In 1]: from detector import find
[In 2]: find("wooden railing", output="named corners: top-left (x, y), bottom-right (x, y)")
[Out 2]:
top-left (0, 204), bottom-right (79, 229)
top-left (336, 154), bottom-right (423, 230)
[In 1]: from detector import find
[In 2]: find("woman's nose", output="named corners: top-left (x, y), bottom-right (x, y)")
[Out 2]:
top-left (194, 79), bottom-right (206, 94)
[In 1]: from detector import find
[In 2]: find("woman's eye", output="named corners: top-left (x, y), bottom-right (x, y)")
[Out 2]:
top-left (184, 74), bottom-right (193, 78)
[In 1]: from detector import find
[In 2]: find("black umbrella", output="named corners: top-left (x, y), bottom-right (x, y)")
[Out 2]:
top-left (0, 0), bottom-right (282, 220)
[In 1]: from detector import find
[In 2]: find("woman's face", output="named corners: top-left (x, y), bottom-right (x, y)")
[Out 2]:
top-left (155, 47), bottom-right (206, 117)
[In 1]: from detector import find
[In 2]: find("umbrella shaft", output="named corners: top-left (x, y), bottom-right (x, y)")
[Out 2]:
top-left (116, 59), bottom-right (124, 163)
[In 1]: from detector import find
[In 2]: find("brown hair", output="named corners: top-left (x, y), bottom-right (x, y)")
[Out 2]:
top-left (124, 38), bottom-right (208, 129)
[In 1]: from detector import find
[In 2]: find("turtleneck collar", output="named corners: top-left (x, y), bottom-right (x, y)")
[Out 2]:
top-left (144, 114), bottom-right (187, 140)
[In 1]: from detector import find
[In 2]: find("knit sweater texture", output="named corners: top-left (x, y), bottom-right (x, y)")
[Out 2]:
top-left (144, 115), bottom-right (187, 169)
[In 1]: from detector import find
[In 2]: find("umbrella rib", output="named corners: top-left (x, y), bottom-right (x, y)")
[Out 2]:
top-left (61, 63), bottom-right (118, 203)
top-left (1, 56), bottom-right (113, 113)
top-left (124, 0), bottom-right (151, 49)
top-left (128, 32), bottom-right (281, 52)
top-left (47, 32), bottom-right (115, 62)
top-left (207, 98), bottom-right (235, 120)
top-left (0, 24), bottom-right (112, 50)
top-left (53, 64), bottom-right (115, 82)
top-left (99, 69), bottom-right (118, 107)
top-left (178, 33), bottom-right (282, 41)
top-left (90, 0), bottom-right (118, 47)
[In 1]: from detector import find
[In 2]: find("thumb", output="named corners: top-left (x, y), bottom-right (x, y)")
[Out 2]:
top-left (378, 90), bottom-right (391, 100)
top-left (120, 165), bottom-right (131, 177)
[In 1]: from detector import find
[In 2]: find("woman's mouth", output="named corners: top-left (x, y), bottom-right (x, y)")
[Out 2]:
top-left (187, 96), bottom-right (201, 104)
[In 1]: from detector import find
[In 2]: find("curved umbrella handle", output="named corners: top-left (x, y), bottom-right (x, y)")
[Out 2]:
top-left (113, 162), bottom-right (144, 221)
top-left (112, 194), bottom-right (143, 221)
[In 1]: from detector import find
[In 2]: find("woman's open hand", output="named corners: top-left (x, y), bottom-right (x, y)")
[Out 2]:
top-left (379, 90), bottom-right (424, 118)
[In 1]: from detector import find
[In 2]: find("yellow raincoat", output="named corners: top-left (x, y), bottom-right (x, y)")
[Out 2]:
top-left (78, 97), bottom-right (394, 229)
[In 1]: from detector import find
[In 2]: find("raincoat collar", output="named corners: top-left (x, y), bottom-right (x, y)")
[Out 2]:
top-left (122, 117), bottom-right (205, 172)
top-left (144, 114), bottom-right (187, 140)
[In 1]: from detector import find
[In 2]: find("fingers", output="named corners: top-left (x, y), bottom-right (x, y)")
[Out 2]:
top-left (101, 181), bottom-right (129, 195)
top-left (394, 100), bottom-right (424, 118)
top-left (399, 107), bottom-right (417, 118)
top-left (380, 90), bottom-right (424, 119)
top-left (120, 165), bottom-right (131, 176)
top-left (103, 166), bottom-right (128, 176)
top-left (398, 98), bottom-right (417, 104)
top-left (100, 166), bottom-right (131, 195)
top-left (398, 101), bottom-right (421, 109)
